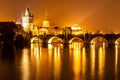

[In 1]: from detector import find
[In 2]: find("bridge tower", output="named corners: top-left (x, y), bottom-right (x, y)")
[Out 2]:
top-left (39, 9), bottom-right (50, 35)
top-left (21, 0), bottom-right (33, 32)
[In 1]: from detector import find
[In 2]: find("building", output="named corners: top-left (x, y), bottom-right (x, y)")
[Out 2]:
top-left (21, 7), bottom-right (68, 36)
top-left (39, 9), bottom-right (50, 35)
top-left (22, 7), bottom-right (34, 32)
top-left (42, 9), bottom-right (50, 28)
top-left (71, 24), bottom-right (82, 35)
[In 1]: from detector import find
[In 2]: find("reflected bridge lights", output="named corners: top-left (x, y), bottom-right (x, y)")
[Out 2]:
top-left (48, 36), bottom-right (63, 48)
top-left (90, 37), bottom-right (108, 48)
top-left (115, 38), bottom-right (120, 47)
top-left (71, 42), bottom-right (83, 49)
top-left (69, 37), bottom-right (84, 49)
top-left (31, 37), bottom-right (42, 43)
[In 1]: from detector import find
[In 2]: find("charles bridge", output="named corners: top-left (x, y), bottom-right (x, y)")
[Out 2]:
top-left (31, 33), bottom-right (120, 46)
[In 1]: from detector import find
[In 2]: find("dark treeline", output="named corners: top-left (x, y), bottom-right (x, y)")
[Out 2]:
top-left (0, 22), bottom-right (16, 47)
top-left (0, 22), bottom-right (30, 49)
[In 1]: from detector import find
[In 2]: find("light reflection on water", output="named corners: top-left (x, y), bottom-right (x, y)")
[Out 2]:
top-left (0, 41), bottom-right (120, 80)
top-left (90, 45), bottom-right (96, 79)
top-left (53, 47), bottom-right (61, 80)
top-left (115, 45), bottom-right (119, 80)
top-left (98, 46), bottom-right (105, 80)
top-left (69, 42), bottom-right (82, 80)
top-left (21, 49), bottom-right (30, 80)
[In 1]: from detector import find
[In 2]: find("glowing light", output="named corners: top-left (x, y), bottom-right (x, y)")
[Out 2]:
top-left (22, 7), bottom-right (33, 32)
top-left (43, 20), bottom-right (50, 27)
top-left (71, 24), bottom-right (82, 35)
top-left (73, 44), bottom-right (81, 80)
top-left (70, 42), bottom-right (83, 80)
top-left (82, 47), bottom-right (86, 75)
top-left (90, 37), bottom-right (108, 47)
top-left (98, 47), bottom-right (105, 80)
top-left (91, 32), bottom-right (94, 34)
top-left (48, 44), bottom-right (53, 49)
top-left (90, 45), bottom-right (95, 78)
top-left (48, 36), bottom-right (63, 44)
top-left (71, 24), bottom-right (81, 30)
top-left (115, 45), bottom-right (118, 78)
top-left (69, 37), bottom-right (83, 44)
top-left (115, 38), bottom-right (120, 45)
top-left (31, 37), bottom-right (42, 43)
top-left (21, 49), bottom-right (30, 80)
top-left (39, 28), bottom-right (49, 35)
top-left (31, 43), bottom-right (42, 61)
top-left (53, 46), bottom-right (61, 80)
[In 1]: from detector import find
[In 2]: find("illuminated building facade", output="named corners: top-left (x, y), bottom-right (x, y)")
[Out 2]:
top-left (42, 9), bottom-right (50, 28)
top-left (71, 24), bottom-right (82, 35)
top-left (21, 7), bottom-right (51, 35)
top-left (20, 0), bottom-right (39, 35)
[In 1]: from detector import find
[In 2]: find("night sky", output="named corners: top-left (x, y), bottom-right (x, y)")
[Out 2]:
top-left (0, 0), bottom-right (120, 33)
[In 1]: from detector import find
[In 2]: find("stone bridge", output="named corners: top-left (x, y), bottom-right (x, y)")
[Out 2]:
top-left (31, 33), bottom-right (120, 45)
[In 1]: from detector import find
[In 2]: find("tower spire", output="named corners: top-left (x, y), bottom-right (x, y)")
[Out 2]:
top-left (42, 8), bottom-right (50, 27)
top-left (45, 8), bottom-right (48, 20)
top-left (25, 0), bottom-right (30, 16)
top-left (26, 0), bottom-right (29, 7)
top-left (25, 7), bottom-right (30, 16)
top-left (22, 0), bottom-right (33, 32)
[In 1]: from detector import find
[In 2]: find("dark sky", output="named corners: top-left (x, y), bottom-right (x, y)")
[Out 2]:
top-left (0, 0), bottom-right (120, 33)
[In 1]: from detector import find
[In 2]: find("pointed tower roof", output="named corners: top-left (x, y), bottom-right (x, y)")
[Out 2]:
top-left (25, 7), bottom-right (31, 16)
top-left (44, 9), bottom-right (48, 20)
top-left (24, 0), bottom-right (32, 16)
top-left (42, 9), bottom-right (50, 27)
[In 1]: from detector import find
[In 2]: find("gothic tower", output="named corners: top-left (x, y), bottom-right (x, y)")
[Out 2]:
top-left (42, 9), bottom-right (50, 27)
top-left (22, 7), bottom-right (33, 32)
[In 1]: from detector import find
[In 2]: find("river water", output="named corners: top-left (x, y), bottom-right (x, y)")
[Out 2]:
top-left (0, 42), bottom-right (120, 80)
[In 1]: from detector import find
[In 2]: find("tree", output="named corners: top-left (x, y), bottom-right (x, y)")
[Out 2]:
top-left (0, 22), bottom-right (17, 47)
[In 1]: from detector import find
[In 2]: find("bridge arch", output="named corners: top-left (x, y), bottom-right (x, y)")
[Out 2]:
top-left (31, 37), bottom-right (42, 43)
top-left (69, 37), bottom-right (83, 43)
top-left (69, 37), bottom-right (84, 49)
top-left (91, 36), bottom-right (107, 44)
top-left (90, 36), bottom-right (108, 48)
top-left (48, 36), bottom-right (63, 44)
top-left (115, 37), bottom-right (120, 45)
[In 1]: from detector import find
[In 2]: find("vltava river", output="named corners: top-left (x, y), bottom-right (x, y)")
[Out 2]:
top-left (0, 42), bottom-right (120, 80)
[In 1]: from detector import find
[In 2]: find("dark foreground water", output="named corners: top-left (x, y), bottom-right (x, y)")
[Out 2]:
top-left (0, 42), bottom-right (120, 80)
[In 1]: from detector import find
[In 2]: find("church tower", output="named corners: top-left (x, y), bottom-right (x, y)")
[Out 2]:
top-left (42, 9), bottom-right (50, 28)
top-left (22, 7), bottom-right (33, 32)
top-left (38, 9), bottom-right (50, 35)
